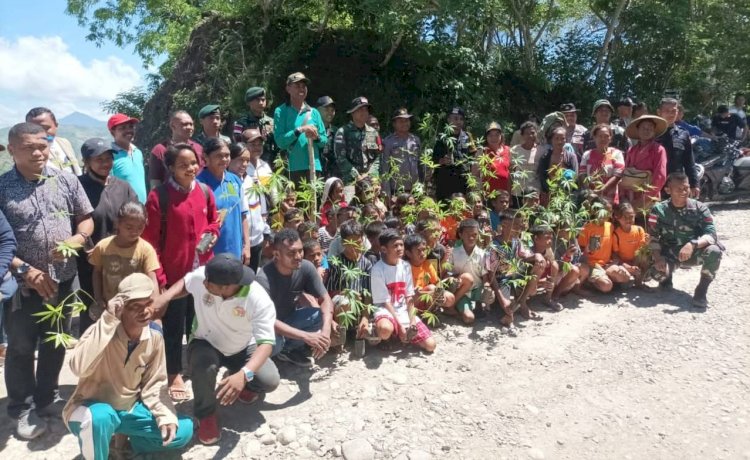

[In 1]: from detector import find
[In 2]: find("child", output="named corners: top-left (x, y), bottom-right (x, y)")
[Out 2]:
top-left (449, 219), bottom-right (495, 324)
top-left (441, 193), bottom-right (469, 244)
top-left (318, 206), bottom-right (339, 253)
top-left (404, 234), bottom-right (456, 313)
top-left (370, 177), bottom-right (389, 217)
top-left (90, 202), bottom-right (160, 320)
top-left (364, 220), bottom-right (385, 264)
top-left (361, 203), bottom-right (381, 222)
top-left (283, 207), bottom-right (304, 230)
top-left (487, 212), bottom-right (539, 325)
top-left (475, 209), bottom-right (493, 249)
top-left (529, 225), bottom-right (564, 312)
top-left (320, 178), bottom-right (347, 226)
top-left (416, 217), bottom-right (449, 278)
top-left (371, 229), bottom-right (436, 352)
top-left (489, 190), bottom-right (511, 233)
top-left (577, 197), bottom-right (631, 292)
top-left (611, 202), bottom-right (648, 285)
top-left (303, 238), bottom-right (328, 283)
top-left (325, 220), bottom-right (374, 349)
top-left (297, 221), bottom-right (318, 241)
top-left (272, 186), bottom-right (296, 229)
top-left (553, 225), bottom-right (583, 298)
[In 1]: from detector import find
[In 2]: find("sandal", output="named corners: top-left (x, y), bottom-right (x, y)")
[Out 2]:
top-left (543, 298), bottom-right (564, 312)
top-left (168, 376), bottom-right (191, 402)
top-left (518, 305), bottom-right (543, 321)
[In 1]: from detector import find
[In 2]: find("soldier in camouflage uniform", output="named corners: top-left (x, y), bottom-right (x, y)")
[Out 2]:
top-left (647, 172), bottom-right (723, 308)
top-left (334, 97), bottom-right (381, 186)
top-left (317, 96), bottom-right (337, 178)
top-left (233, 87), bottom-right (278, 166)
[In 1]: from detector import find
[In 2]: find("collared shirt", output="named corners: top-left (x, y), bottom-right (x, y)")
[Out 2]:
top-left (273, 103), bottom-right (328, 173)
top-left (196, 169), bottom-right (248, 259)
top-left (381, 132), bottom-right (422, 196)
top-left (111, 142), bottom-right (148, 203)
top-left (450, 243), bottom-right (488, 288)
top-left (185, 266), bottom-right (277, 356)
top-left (325, 253), bottom-right (372, 294)
top-left (656, 125), bottom-right (698, 187)
top-left (566, 124), bottom-right (589, 156)
top-left (0, 167), bottom-right (93, 283)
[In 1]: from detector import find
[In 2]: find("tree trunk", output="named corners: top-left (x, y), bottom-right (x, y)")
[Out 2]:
top-left (593, 0), bottom-right (630, 86)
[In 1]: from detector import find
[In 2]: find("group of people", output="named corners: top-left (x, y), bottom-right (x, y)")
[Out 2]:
top-left (0, 71), bottom-right (733, 459)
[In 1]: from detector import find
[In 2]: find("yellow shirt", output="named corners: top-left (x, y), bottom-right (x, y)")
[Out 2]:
top-left (578, 221), bottom-right (613, 266)
top-left (90, 237), bottom-right (160, 301)
top-left (411, 260), bottom-right (439, 289)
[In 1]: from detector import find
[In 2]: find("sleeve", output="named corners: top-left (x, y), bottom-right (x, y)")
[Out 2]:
top-left (250, 284), bottom-right (277, 345)
top-left (380, 140), bottom-right (392, 195)
top-left (697, 203), bottom-right (717, 244)
top-left (577, 226), bottom-right (589, 250)
top-left (0, 210), bottom-right (16, 281)
top-left (362, 259), bottom-right (372, 293)
top-left (304, 260), bottom-right (328, 299)
top-left (567, 151), bottom-right (579, 174)
top-left (578, 151), bottom-right (589, 175)
top-left (647, 205), bottom-right (664, 251)
top-left (68, 309), bottom-right (120, 378)
top-left (138, 333), bottom-right (178, 428)
top-left (428, 263), bottom-right (439, 285)
top-left (141, 189), bottom-right (165, 285)
top-left (239, 178), bottom-right (249, 215)
top-left (140, 240), bottom-right (161, 274)
top-left (370, 264), bottom-right (389, 304)
top-left (652, 145), bottom-right (668, 192)
top-left (204, 188), bottom-right (221, 237)
top-left (89, 241), bottom-right (104, 267)
top-left (69, 175), bottom-right (95, 217)
top-left (682, 133), bottom-right (698, 187)
top-left (273, 106), bottom-right (297, 152)
top-left (612, 149), bottom-right (625, 176)
top-left (404, 263), bottom-right (415, 297)
top-left (314, 109), bottom-right (328, 148)
top-left (148, 145), bottom-right (166, 183)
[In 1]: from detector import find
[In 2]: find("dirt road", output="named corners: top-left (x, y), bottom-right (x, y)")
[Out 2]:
top-left (1, 206), bottom-right (749, 460)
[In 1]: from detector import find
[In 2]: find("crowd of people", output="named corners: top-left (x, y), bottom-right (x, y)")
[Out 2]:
top-left (0, 71), bottom-right (738, 459)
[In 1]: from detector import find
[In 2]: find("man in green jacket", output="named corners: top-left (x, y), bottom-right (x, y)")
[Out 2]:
top-left (334, 97), bottom-right (381, 185)
top-left (273, 72), bottom-right (328, 186)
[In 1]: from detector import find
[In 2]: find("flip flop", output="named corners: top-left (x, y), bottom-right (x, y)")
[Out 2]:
top-left (168, 384), bottom-right (191, 402)
top-left (543, 299), bottom-right (564, 312)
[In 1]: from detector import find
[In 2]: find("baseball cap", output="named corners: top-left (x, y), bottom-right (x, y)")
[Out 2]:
top-left (80, 137), bottom-right (114, 160)
top-left (245, 87), bottom-right (265, 102)
top-left (317, 96), bottom-right (335, 108)
top-left (392, 108), bottom-right (413, 119)
top-left (448, 106), bottom-right (465, 117)
top-left (347, 97), bottom-right (372, 114)
top-left (198, 104), bottom-right (221, 119)
top-left (117, 273), bottom-right (155, 302)
top-left (205, 253), bottom-right (255, 286)
top-left (560, 103), bottom-right (578, 113)
top-left (242, 128), bottom-right (263, 143)
top-left (286, 72), bottom-right (310, 85)
top-left (107, 113), bottom-right (140, 131)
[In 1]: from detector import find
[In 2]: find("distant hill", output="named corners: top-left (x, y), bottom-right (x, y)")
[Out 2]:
top-left (0, 113), bottom-right (110, 174)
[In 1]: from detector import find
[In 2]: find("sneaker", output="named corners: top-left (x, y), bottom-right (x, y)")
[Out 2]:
top-left (197, 414), bottom-right (221, 445)
top-left (36, 392), bottom-right (66, 418)
top-left (276, 348), bottom-right (314, 368)
top-left (17, 408), bottom-right (47, 440)
top-left (238, 389), bottom-right (260, 404)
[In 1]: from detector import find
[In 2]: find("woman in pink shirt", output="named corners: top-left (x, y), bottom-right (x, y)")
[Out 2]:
top-left (579, 124), bottom-right (625, 204)
top-left (623, 115), bottom-right (668, 212)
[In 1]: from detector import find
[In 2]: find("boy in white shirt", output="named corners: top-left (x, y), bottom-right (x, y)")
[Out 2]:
top-left (371, 229), bottom-right (436, 353)
top-left (152, 253), bottom-right (279, 445)
top-left (449, 219), bottom-right (495, 324)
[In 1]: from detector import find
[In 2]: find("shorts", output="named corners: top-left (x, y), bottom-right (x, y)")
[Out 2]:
top-left (375, 315), bottom-right (432, 344)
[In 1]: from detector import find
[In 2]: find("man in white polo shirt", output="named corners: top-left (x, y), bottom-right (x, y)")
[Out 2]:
top-left (152, 253), bottom-right (278, 445)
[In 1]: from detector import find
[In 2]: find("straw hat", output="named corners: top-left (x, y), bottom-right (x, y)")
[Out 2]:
top-left (625, 115), bottom-right (668, 139)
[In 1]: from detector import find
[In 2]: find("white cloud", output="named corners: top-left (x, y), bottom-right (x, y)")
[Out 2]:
top-left (0, 36), bottom-right (143, 126)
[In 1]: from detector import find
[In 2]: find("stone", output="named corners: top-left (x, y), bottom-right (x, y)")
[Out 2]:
top-left (390, 373), bottom-right (408, 385)
top-left (408, 449), bottom-right (433, 460)
top-left (528, 447), bottom-right (545, 459)
top-left (526, 405), bottom-right (540, 415)
top-left (566, 384), bottom-right (574, 389)
top-left (241, 439), bottom-right (262, 456)
top-left (255, 424), bottom-right (271, 438)
top-left (260, 433), bottom-right (276, 445)
top-left (278, 426), bottom-right (298, 445)
top-left (342, 438), bottom-right (375, 460)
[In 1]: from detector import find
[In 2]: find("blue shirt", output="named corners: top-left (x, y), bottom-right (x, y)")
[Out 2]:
top-left (676, 120), bottom-right (703, 137)
top-left (197, 169), bottom-right (248, 259)
top-left (111, 143), bottom-right (147, 202)
top-left (489, 210), bottom-right (502, 234)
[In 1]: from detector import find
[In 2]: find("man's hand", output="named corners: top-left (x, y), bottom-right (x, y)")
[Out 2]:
top-left (678, 242), bottom-right (694, 262)
top-left (160, 424), bottom-right (177, 446)
top-left (107, 296), bottom-right (126, 320)
top-left (690, 187), bottom-right (701, 198)
top-left (216, 371), bottom-right (246, 406)
top-left (304, 330), bottom-right (330, 359)
top-left (150, 295), bottom-right (169, 320)
top-left (242, 246), bottom-right (251, 265)
top-left (299, 124), bottom-right (319, 140)
top-left (24, 267), bottom-right (58, 300)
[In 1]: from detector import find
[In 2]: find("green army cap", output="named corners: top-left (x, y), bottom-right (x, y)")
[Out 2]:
top-left (592, 99), bottom-right (614, 117)
top-left (392, 107), bottom-right (413, 119)
top-left (485, 121), bottom-right (503, 134)
top-left (245, 87), bottom-right (266, 102)
top-left (286, 72), bottom-right (310, 85)
top-left (198, 104), bottom-right (221, 119)
top-left (347, 96), bottom-right (372, 114)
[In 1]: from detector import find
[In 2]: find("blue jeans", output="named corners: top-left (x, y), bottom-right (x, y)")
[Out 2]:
top-left (272, 307), bottom-right (322, 356)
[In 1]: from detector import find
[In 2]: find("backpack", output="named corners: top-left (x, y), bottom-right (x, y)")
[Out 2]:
top-left (157, 182), bottom-right (210, 250)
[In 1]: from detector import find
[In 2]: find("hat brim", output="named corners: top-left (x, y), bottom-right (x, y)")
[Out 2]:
top-left (392, 114), bottom-right (413, 120)
top-left (347, 103), bottom-right (372, 114)
top-left (86, 148), bottom-right (115, 159)
top-left (123, 287), bottom-right (154, 302)
top-left (239, 266), bottom-right (256, 285)
top-left (560, 108), bottom-right (579, 113)
top-left (110, 117), bottom-right (140, 129)
top-left (592, 103), bottom-right (614, 117)
top-left (625, 115), bottom-right (668, 139)
top-left (287, 77), bottom-right (310, 85)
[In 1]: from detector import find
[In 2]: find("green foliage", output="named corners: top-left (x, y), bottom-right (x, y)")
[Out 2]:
top-left (33, 290), bottom-right (93, 348)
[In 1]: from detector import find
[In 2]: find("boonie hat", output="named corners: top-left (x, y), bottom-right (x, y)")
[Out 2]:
top-left (206, 253), bottom-right (256, 286)
top-left (286, 72), bottom-right (310, 85)
top-left (198, 104), bottom-right (221, 119)
top-left (485, 121), bottom-right (503, 134)
top-left (117, 273), bottom-right (155, 302)
top-left (560, 103), bottom-right (579, 113)
top-left (107, 113), bottom-right (139, 131)
top-left (347, 97), bottom-right (372, 114)
top-left (592, 99), bottom-right (614, 116)
top-left (392, 108), bottom-right (413, 119)
top-left (80, 137), bottom-right (114, 160)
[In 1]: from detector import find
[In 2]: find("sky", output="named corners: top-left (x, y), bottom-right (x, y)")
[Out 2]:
top-left (0, 0), bottom-right (151, 127)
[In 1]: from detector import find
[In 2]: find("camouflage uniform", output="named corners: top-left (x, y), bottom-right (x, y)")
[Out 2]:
top-left (321, 123), bottom-right (338, 178)
top-left (333, 121), bottom-right (381, 184)
top-left (233, 113), bottom-right (278, 165)
top-left (647, 198), bottom-right (723, 280)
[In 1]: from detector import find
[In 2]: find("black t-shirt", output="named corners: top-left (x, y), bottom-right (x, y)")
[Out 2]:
top-left (78, 174), bottom-right (139, 244)
top-left (255, 259), bottom-right (328, 322)
top-left (712, 114), bottom-right (745, 139)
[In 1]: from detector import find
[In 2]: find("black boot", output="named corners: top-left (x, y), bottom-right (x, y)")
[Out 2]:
top-left (659, 274), bottom-right (673, 290)
top-left (692, 276), bottom-right (712, 309)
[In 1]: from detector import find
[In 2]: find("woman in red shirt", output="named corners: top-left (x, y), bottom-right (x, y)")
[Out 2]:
top-left (579, 124), bottom-right (625, 204)
top-left (143, 143), bottom-right (220, 401)
top-left (623, 116), bottom-right (668, 213)
top-left (480, 121), bottom-right (512, 196)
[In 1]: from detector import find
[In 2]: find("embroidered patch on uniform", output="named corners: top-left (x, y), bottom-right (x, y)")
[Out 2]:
top-left (233, 306), bottom-right (246, 317)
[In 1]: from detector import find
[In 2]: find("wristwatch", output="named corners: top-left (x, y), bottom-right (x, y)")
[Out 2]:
top-left (242, 367), bottom-right (255, 382)
top-left (14, 262), bottom-right (31, 277)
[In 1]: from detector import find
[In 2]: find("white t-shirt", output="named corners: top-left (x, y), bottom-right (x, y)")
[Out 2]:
top-left (450, 244), bottom-right (488, 289)
top-left (241, 175), bottom-right (269, 246)
top-left (371, 259), bottom-right (414, 325)
top-left (185, 266), bottom-right (277, 356)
